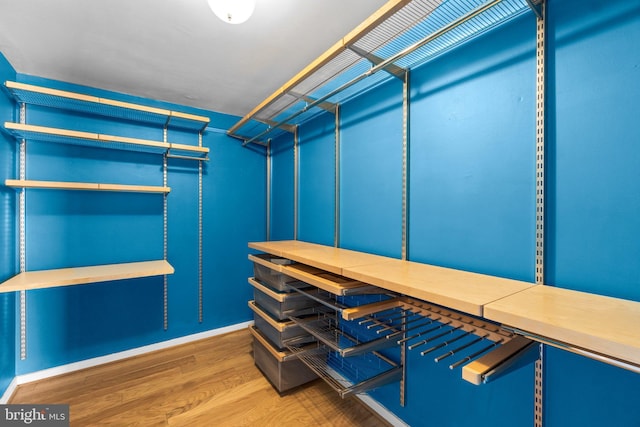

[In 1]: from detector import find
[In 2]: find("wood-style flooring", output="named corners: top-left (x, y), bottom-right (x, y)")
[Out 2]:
top-left (10, 328), bottom-right (391, 426)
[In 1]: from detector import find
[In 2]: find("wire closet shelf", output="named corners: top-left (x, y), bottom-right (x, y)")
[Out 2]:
top-left (227, 0), bottom-right (533, 145)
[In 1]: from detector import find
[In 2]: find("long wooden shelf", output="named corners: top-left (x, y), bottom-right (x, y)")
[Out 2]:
top-left (249, 240), bottom-right (392, 275)
top-left (4, 81), bottom-right (210, 132)
top-left (0, 260), bottom-right (174, 293)
top-left (249, 240), bottom-right (533, 316)
top-left (5, 179), bottom-right (170, 193)
top-left (484, 286), bottom-right (640, 369)
top-left (343, 259), bottom-right (534, 317)
top-left (3, 122), bottom-right (209, 157)
top-left (4, 122), bottom-right (168, 152)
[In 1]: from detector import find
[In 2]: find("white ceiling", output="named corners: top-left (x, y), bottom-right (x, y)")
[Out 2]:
top-left (0, 0), bottom-right (388, 118)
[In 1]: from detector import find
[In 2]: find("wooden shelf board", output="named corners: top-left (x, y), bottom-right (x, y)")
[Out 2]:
top-left (249, 240), bottom-right (391, 275)
top-left (5, 81), bottom-right (209, 128)
top-left (249, 240), bottom-right (533, 315)
top-left (343, 259), bottom-right (534, 317)
top-left (5, 123), bottom-right (209, 156)
top-left (97, 97), bottom-right (171, 117)
top-left (5, 80), bottom-right (100, 104)
top-left (285, 246), bottom-right (392, 276)
top-left (98, 133), bottom-right (169, 150)
top-left (484, 286), bottom-right (640, 366)
top-left (4, 122), bottom-right (171, 152)
top-left (249, 240), bottom-right (320, 257)
top-left (5, 179), bottom-right (170, 193)
top-left (5, 122), bottom-right (99, 140)
top-left (170, 110), bottom-right (210, 124)
top-left (0, 260), bottom-right (174, 293)
top-left (169, 142), bottom-right (210, 154)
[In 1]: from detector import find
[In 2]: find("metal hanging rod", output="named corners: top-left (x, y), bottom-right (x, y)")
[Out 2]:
top-left (396, 316), bottom-right (442, 343)
top-left (503, 327), bottom-right (640, 375)
top-left (449, 338), bottom-right (504, 370)
top-left (408, 321), bottom-right (455, 350)
top-left (387, 317), bottom-right (440, 339)
top-left (358, 308), bottom-right (405, 325)
top-left (235, 0), bottom-right (507, 147)
top-left (166, 153), bottom-right (209, 161)
top-left (434, 333), bottom-right (489, 362)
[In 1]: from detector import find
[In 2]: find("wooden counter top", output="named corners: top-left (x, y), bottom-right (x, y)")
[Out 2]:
top-left (343, 259), bottom-right (534, 317)
top-left (484, 286), bottom-right (640, 367)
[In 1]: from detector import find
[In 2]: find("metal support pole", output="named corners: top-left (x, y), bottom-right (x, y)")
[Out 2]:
top-left (198, 131), bottom-right (203, 323)
top-left (533, 2), bottom-right (546, 426)
top-left (334, 105), bottom-right (341, 248)
top-left (163, 128), bottom-right (169, 331)
top-left (293, 126), bottom-right (299, 240)
top-left (402, 70), bottom-right (410, 261)
top-left (19, 103), bottom-right (27, 360)
top-left (266, 140), bottom-right (272, 241)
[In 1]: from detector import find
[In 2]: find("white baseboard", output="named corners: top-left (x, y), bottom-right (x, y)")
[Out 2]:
top-left (0, 377), bottom-right (18, 404)
top-left (356, 394), bottom-right (409, 427)
top-left (15, 320), bottom-right (253, 386)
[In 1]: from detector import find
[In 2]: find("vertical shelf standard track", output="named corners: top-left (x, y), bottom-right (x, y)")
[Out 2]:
top-left (334, 105), bottom-right (340, 248)
top-left (163, 128), bottom-right (169, 331)
top-left (533, 1), bottom-right (546, 425)
top-left (293, 126), bottom-right (299, 241)
top-left (198, 131), bottom-right (204, 323)
top-left (19, 102), bottom-right (27, 360)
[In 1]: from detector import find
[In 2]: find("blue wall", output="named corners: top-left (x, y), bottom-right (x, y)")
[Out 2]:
top-left (0, 53), bottom-right (16, 398)
top-left (340, 79), bottom-right (404, 258)
top-left (0, 72), bottom-right (265, 375)
top-left (298, 112), bottom-right (335, 246)
top-left (269, 0), bottom-right (640, 425)
top-left (270, 131), bottom-right (295, 240)
top-left (409, 15), bottom-right (535, 281)
top-left (543, 0), bottom-right (640, 425)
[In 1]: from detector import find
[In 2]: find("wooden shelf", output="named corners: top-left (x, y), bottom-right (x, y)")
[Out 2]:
top-left (3, 122), bottom-right (168, 152)
top-left (4, 81), bottom-right (210, 132)
top-left (343, 259), bottom-right (534, 317)
top-left (484, 286), bottom-right (640, 368)
top-left (3, 122), bottom-right (209, 157)
top-left (5, 179), bottom-right (170, 193)
top-left (249, 240), bottom-right (391, 275)
top-left (249, 240), bottom-right (534, 316)
top-left (0, 260), bottom-right (174, 293)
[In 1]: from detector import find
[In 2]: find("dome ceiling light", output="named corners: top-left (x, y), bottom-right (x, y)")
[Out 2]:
top-left (208, 0), bottom-right (256, 25)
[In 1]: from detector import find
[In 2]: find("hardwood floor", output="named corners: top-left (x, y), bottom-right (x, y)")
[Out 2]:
top-left (10, 328), bottom-right (392, 426)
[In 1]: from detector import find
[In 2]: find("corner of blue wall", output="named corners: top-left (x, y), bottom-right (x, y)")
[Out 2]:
top-left (0, 50), bottom-right (17, 399)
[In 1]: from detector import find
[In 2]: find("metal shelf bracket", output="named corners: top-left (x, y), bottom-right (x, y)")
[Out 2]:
top-left (347, 45), bottom-right (407, 80)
